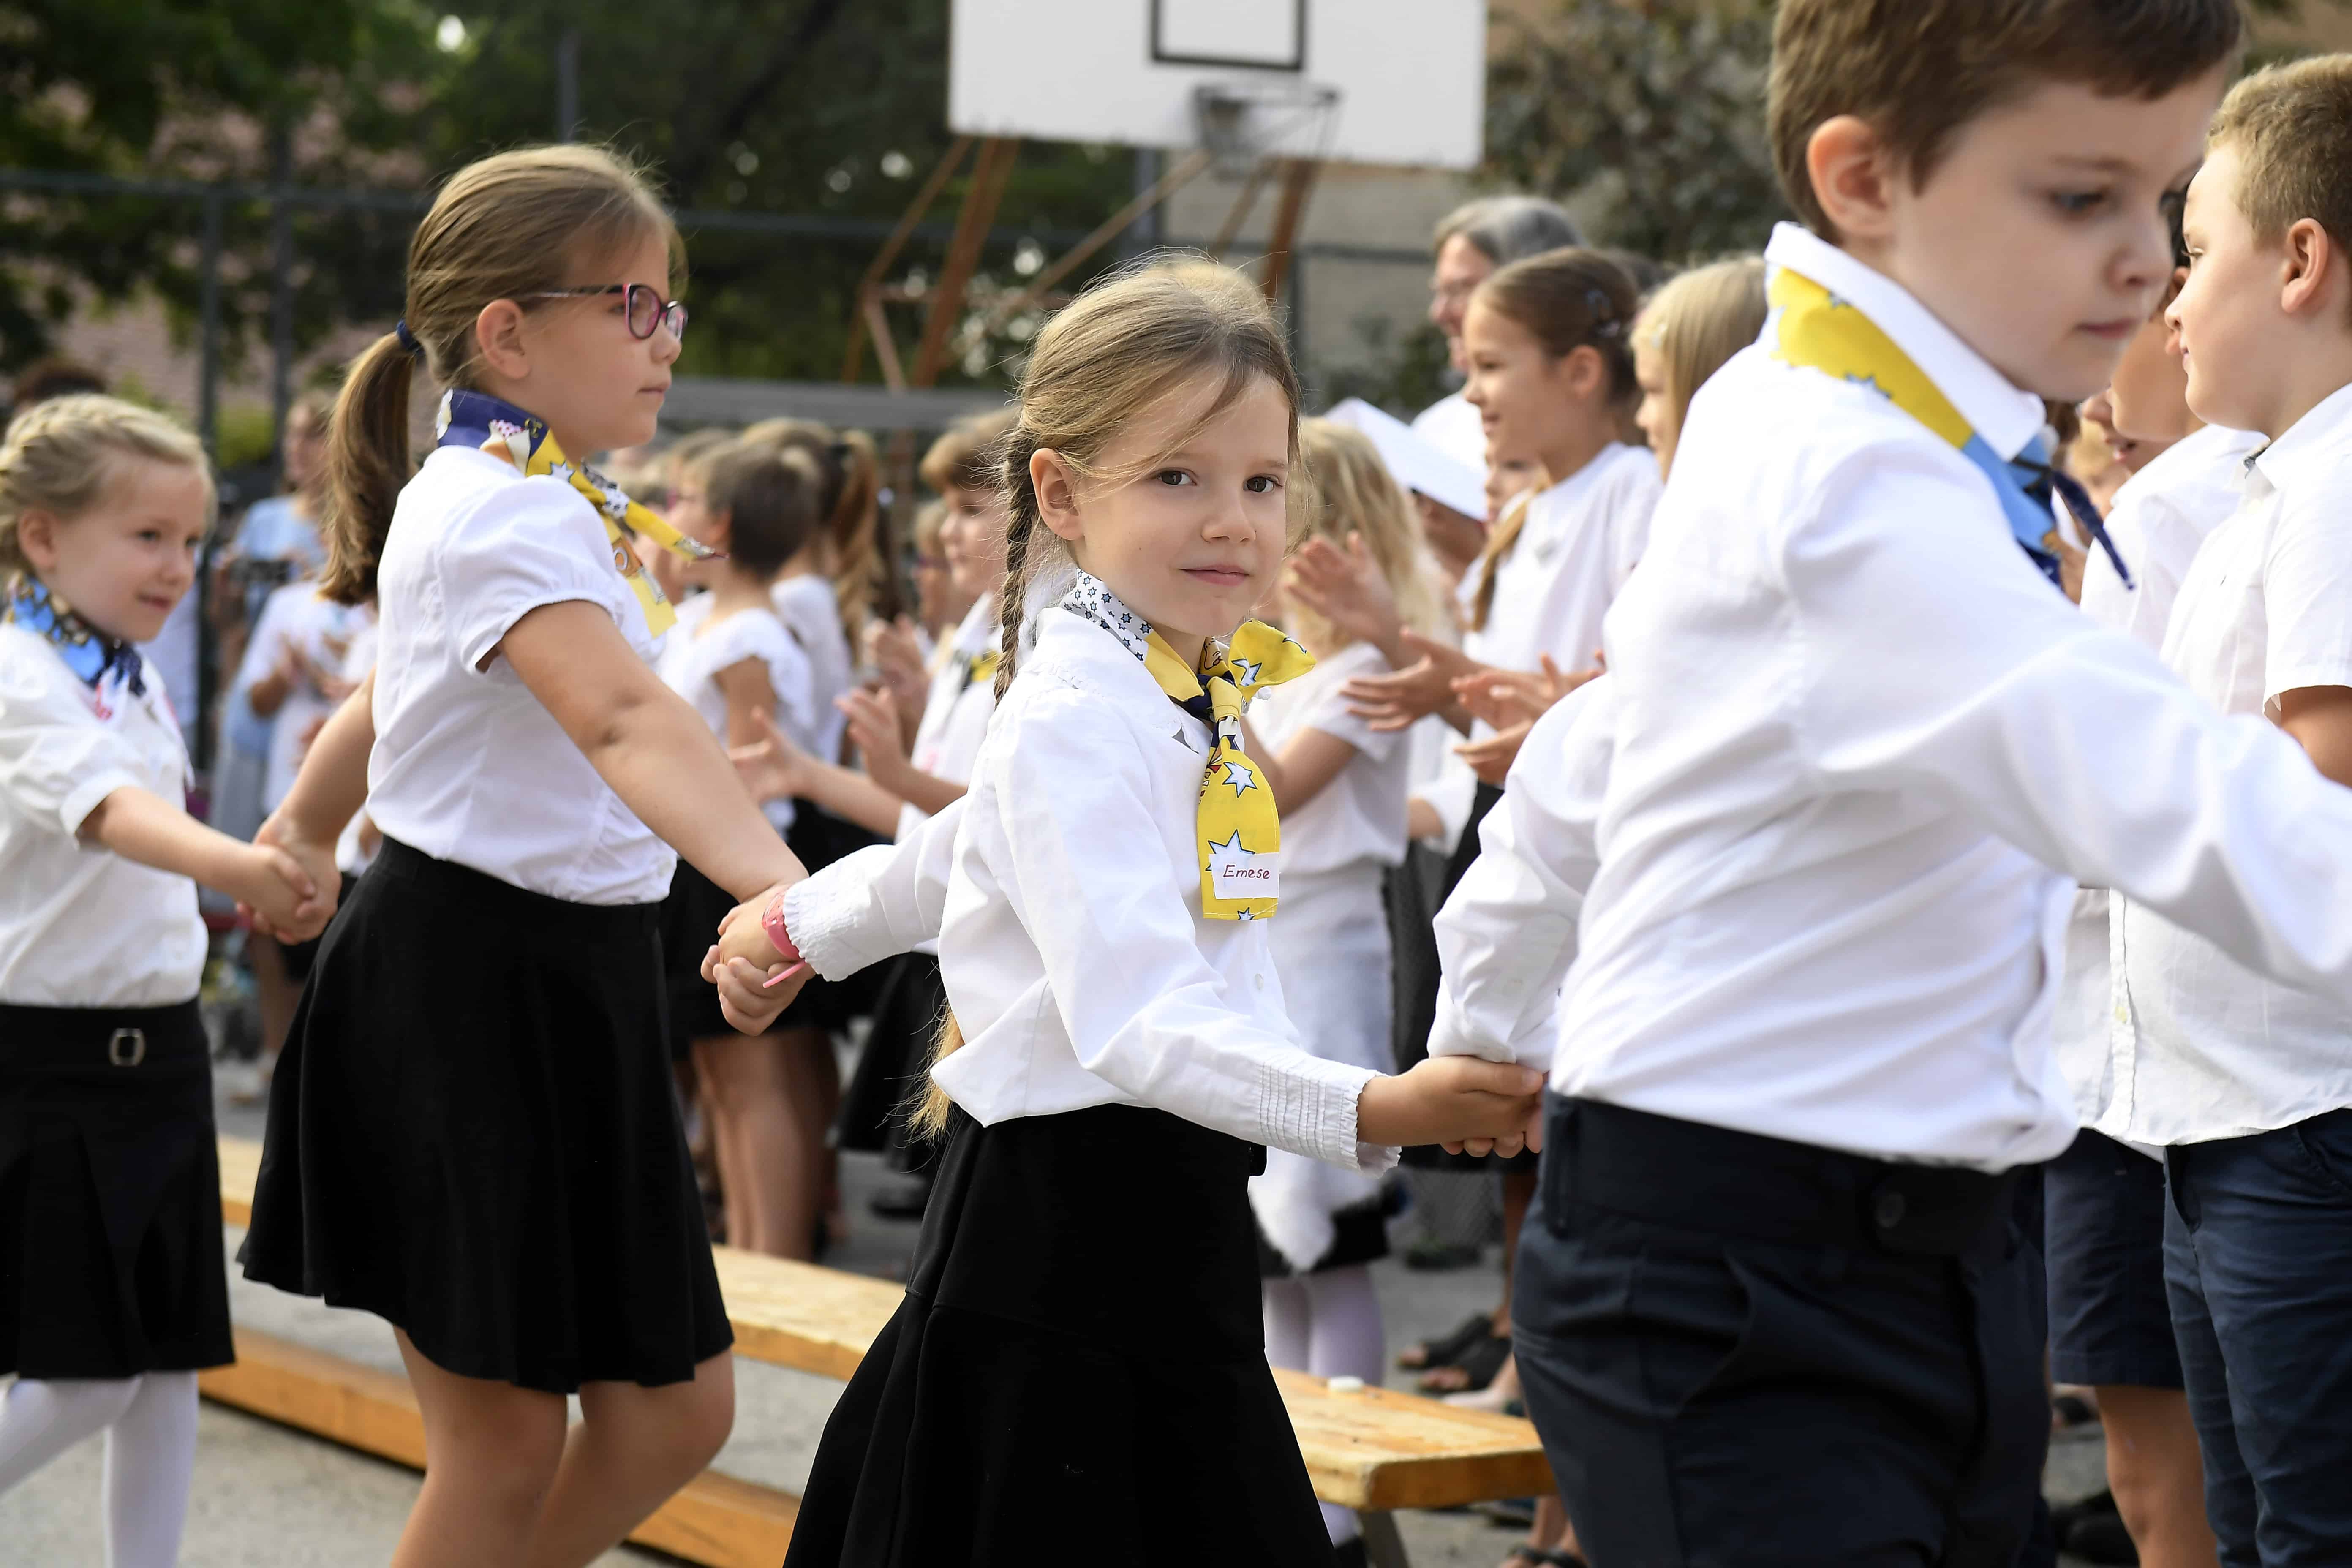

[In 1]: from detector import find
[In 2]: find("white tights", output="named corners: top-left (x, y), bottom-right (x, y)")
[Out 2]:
top-left (0, 1372), bottom-right (199, 1567)
top-left (1263, 1263), bottom-right (1386, 1547)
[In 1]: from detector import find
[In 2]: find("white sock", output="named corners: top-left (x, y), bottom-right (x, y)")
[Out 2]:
top-left (103, 1371), bottom-right (198, 1568)
top-left (0, 1376), bottom-right (143, 1495)
top-left (1263, 1266), bottom-right (1387, 1547)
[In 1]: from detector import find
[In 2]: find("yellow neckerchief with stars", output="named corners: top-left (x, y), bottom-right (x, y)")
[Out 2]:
top-left (434, 388), bottom-right (715, 636)
top-left (1060, 571), bottom-right (1314, 920)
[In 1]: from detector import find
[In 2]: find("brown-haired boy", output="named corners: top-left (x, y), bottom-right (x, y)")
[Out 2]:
top-left (1423, 3), bottom-right (2352, 1564)
top-left (2101, 53), bottom-right (2352, 1563)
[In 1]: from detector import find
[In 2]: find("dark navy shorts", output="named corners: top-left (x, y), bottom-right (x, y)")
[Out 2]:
top-left (2045, 1128), bottom-right (2181, 1389)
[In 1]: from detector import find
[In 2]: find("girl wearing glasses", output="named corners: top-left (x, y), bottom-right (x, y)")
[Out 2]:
top-left (235, 144), bottom-right (810, 1565)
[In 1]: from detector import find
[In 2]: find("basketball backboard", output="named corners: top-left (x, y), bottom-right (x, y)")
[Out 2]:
top-left (947, 0), bottom-right (1486, 171)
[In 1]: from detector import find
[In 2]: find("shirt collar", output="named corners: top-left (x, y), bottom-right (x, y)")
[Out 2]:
top-left (2250, 379), bottom-right (2352, 498)
top-left (1058, 569), bottom-right (1156, 664)
top-left (1765, 222), bottom-right (2047, 461)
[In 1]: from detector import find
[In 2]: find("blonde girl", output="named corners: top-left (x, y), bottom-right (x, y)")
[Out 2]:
top-left (1630, 256), bottom-right (1769, 479)
top-left (233, 144), bottom-right (811, 1567)
top-left (0, 397), bottom-right (326, 1567)
top-left (1245, 417), bottom-right (1444, 1560)
top-left (716, 257), bottom-right (1541, 1566)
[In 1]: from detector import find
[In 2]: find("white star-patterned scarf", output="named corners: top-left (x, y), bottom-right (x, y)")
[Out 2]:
top-left (1060, 571), bottom-right (1314, 920)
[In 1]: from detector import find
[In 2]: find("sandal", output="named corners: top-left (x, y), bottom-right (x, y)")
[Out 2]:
top-left (1399, 1312), bottom-right (1497, 1370)
top-left (1418, 1329), bottom-right (1510, 1393)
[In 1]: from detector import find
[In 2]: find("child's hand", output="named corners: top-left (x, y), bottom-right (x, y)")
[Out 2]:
top-left (231, 840), bottom-right (334, 942)
top-left (840, 687), bottom-right (912, 795)
top-left (1454, 654), bottom-right (1599, 732)
top-left (1285, 532), bottom-right (1403, 658)
top-left (728, 710), bottom-right (811, 803)
top-left (705, 878), bottom-right (810, 982)
top-left (1456, 717), bottom-right (1535, 787)
top-left (1355, 1056), bottom-right (1546, 1152)
top-left (863, 615), bottom-right (930, 723)
top-left (708, 950), bottom-right (808, 1034)
top-left (1342, 632), bottom-right (1478, 732)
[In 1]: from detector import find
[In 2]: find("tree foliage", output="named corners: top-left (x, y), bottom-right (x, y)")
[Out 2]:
top-left (1485, 0), bottom-right (2347, 267)
top-left (1, 0), bottom-right (1134, 386)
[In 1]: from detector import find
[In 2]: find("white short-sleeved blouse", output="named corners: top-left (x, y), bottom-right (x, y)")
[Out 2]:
top-left (365, 445), bottom-right (674, 905)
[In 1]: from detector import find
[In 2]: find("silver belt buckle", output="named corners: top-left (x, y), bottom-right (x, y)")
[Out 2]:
top-left (107, 1027), bottom-right (147, 1068)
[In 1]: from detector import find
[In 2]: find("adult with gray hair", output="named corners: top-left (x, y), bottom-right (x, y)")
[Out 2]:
top-left (1411, 195), bottom-right (1584, 470)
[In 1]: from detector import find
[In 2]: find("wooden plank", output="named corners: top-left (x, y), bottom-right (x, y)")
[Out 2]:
top-left (707, 1245), bottom-right (900, 1383)
top-left (198, 1328), bottom-right (798, 1568)
top-left (218, 1137), bottom-right (1549, 1512)
top-left (216, 1133), bottom-right (261, 1227)
top-left (1273, 1367), bottom-right (1554, 1512)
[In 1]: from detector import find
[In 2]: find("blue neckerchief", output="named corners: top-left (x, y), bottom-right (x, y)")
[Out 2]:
top-left (3, 577), bottom-right (145, 696)
top-left (2002, 436), bottom-right (2136, 592)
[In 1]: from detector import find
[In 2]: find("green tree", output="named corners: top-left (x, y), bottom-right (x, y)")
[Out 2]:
top-left (0, 0), bottom-right (438, 370)
top-left (1486, 0), bottom-right (2347, 267)
top-left (409, 0), bottom-right (1134, 385)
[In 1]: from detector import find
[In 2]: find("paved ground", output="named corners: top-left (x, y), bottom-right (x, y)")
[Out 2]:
top-left (0, 1070), bottom-right (2108, 1565)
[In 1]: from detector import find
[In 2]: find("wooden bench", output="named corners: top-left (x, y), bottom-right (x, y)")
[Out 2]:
top-left (209, 1135), bottom-right (1549, 1565)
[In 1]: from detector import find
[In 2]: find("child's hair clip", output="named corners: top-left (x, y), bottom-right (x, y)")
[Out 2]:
top-left (1586, 288), bottom-right (1624, 339)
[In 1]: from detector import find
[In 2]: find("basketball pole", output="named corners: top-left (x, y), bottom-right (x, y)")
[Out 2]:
top-left (1257, 156), bottom-right (1321, 304)
top-left (953, 146), bottom-right (1217, 359)
top-left (911, 137), bottom-right (1021, 387)
top-left (840, 135), bottom-right (977, 384)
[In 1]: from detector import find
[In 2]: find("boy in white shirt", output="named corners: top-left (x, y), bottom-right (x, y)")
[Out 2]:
top-left (1423, 5), bottom-right (2352, 1564)
top-left (2111, 55), bottom-right (2352, 1563)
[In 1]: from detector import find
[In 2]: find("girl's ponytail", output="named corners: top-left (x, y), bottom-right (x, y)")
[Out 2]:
top-left (319, 331), bottom-right (416, 604)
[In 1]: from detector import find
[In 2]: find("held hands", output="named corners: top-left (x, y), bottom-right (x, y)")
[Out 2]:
top-left (1342, 631), bottom-right (1481, 733)
top-left (1356, 1057), bottom-right (1546, 1156)
top-left (702, 882), bottom-right (811, 1034)
top-left (234, 817), bottom-right (338, 942)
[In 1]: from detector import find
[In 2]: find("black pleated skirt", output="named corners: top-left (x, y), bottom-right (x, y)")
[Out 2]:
top-left (238, 838), bottom-right (732, 1393)
top-left (785, 1104), bottom-right (1337, 1568)
top-left (0, 999), bottom-right (231, 1378)
top-left (833, 953), bottom-right (945, 1166)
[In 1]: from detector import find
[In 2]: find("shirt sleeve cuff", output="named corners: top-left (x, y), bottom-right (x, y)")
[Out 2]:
top-left (780, 846), bottom-right (902, 980)
top-left (1259, 1054), bottom-right (1397, 1175)
top-left (60, 768), bottom-right (141, 839)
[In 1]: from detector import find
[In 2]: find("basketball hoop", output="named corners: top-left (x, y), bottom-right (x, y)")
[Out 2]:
top-left (1194, 81), bottom-right (1343, 179)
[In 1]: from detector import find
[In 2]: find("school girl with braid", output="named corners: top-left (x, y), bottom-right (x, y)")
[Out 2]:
top-left (233, 144), bottom-right (813, 1566)
top-left (711, 258), bottom-right (1542, 1567)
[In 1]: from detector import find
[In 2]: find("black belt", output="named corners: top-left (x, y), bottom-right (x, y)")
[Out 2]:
top-left (0, 999), bottom-right (206, 1073)
top-left (1546, 1096), bottom-right (2025, 1261)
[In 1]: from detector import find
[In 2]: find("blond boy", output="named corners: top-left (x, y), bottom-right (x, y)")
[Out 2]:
top-left (2111, 54), bottom-right (2352, 1563)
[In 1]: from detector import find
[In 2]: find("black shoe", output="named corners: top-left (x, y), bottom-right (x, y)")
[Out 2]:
top-left (868, 1176), bottom-right (932, 1221)
top-left (2051, 1490), bottom-right (2120, 1536)
top-left (1331, 1538), bottom-right (1369, 1568)
top-left (2065, 1509), bottom-right (2139, 1566)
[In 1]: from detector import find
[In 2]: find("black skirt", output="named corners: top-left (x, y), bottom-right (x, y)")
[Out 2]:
top-left (238, 838), bottom-right (732, 1393)
top-left (833, 953), bottom-right (945, 1165)
top-left (0, 999), bottom-right (232, 1378)
top-left (785, 1104), bottom-right (1337, 1568)
top-left (1391, 783), bottom-right (1535, 1174)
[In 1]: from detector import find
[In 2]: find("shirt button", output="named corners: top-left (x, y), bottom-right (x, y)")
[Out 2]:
top-left (1873, 1191), bottom-right (1907, 1230)
top-left (1254, 973), bottom-right (1266, 992)
top-left (2114, 1004), bottom-right (2129, 1024)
